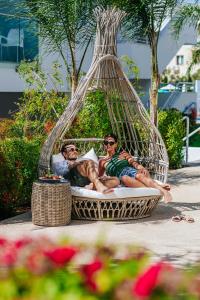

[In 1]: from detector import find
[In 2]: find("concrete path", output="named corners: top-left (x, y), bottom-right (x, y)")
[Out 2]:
top-left (1, 164), bottom-right (200, 266)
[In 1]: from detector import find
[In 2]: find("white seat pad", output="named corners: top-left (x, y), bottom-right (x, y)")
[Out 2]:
top-left (71, 186), bottom-right (161, 199)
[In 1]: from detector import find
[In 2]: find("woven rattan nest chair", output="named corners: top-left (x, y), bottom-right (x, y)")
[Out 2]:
top-left (38, 7), bottom-right (169, 221)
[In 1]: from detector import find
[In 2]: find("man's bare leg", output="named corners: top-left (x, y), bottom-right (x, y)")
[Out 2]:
top-left (77, 160), bottom-right (114, 193)
top-left (85, 177), bottom-right (119, 191)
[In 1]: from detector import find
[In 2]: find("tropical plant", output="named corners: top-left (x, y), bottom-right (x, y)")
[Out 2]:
top-left (13, 0), bottom-right (95, 95)
top-left (172, 4), bottom-right (200, 79)
top-left (0, 138), bottom-right (41, 220)
top-left (121, 0), bottom-right (179, 126)
top-left (67, 89), bottom-right (112, 139)
top-left (10, 60), bottom-right (68, 139)
top-left (120, 54), bottom-right (144, 94)
top-left (158, 109), bottom-right (185, 168)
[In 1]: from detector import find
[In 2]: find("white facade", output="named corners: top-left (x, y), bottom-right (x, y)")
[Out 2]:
top-left (165, 44), bottom-right (200, 77)
top-left (0, 19), bottom-right (197, 93)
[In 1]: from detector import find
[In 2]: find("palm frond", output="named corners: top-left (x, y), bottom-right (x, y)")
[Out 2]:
top-left (172, 4), bottom-right (200, 38)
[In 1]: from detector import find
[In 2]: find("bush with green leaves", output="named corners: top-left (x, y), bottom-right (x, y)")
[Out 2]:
top-left (67, 90), bottom-right (112, 138)
top-left (158, 109), bottom-right (185, 169)
top-left (9, 90), bottom-right (68, 139)
top-left (0, 138), bottom-right (41, 220)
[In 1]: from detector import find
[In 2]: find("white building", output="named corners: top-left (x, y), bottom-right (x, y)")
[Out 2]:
top-left (165, 44), bottom-right (200, 78)
top-left (0, 9), bottom-right (197, 117)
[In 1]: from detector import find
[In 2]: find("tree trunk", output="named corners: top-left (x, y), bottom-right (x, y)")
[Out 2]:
top-left (71, 72), bottom-right (79, 97)
top-left (69, 40), bottom-right (79, 98)
top-left (150, 34), bottom-right (160, 127)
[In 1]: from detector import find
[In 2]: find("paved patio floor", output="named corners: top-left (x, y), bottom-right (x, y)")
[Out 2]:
top-left (1, 164), bottom-right (200, 266)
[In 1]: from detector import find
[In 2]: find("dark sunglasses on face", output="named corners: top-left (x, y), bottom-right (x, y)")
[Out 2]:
top-left (65, 147), bottom-right (78, 152)
top-left (103, 141), bottom-right (115, 146)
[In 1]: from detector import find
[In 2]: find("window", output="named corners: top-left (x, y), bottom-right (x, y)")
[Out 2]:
top-left (176, 55), bottom-right (184, 65)
top-left (0, 8), bottom-right (38, 63)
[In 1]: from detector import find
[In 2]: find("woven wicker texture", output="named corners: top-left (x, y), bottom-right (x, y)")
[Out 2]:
top-left (38, 7), bottom-right (168, 184)
top-left (31, 182), bottom-right (72, 226)
top-left (72, 195), bottom-right (162, 220)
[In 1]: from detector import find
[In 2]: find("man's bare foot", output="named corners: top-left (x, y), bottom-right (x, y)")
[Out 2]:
top-left (94, 179), bottom-right (114, 194)
top-left (85, 183), bottom-right (94, 190)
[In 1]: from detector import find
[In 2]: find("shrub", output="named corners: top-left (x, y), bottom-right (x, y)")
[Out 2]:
top-left (67, 90), bottom-right (112, 138)
top-left (0, 138), bottom-right (41, 219)
top-left (0, 119), bottom-right (15, 140)
top-left (0, 236), bottom-right (200, 300)
top-left (158, 109), bottom-right (185, 169)
top-left (9, 90), bottom-right (68, 139)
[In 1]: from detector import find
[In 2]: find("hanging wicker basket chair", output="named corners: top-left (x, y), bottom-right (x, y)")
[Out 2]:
top-left (38, 7), bottom-right (169, 221)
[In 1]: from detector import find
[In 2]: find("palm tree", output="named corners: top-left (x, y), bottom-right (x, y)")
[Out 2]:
top-left (172, 4), bottom-right (200, 79)
top-left (121, 0), bottom-right (179, 126)
top-left (14, 0), bottom-right (95, 96)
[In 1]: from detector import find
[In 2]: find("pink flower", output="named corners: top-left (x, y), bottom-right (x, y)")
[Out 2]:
top-left (44, 246), bottom-right (77, 266)
top-left (132, 261), bottom-right (173, 299)
top-left (81, 259), bottom-right (103, 292)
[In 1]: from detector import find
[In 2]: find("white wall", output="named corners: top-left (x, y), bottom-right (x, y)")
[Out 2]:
top-left (0, 19), bottom-right (197, 93)
top-left (166, 45), bottom-right (200, 77)
top-left (158, 22), bottom-right (197, 74)
top-left (0, 63), bottom-right (26, 92)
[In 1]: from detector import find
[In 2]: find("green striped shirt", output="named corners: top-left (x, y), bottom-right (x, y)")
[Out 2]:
top-left (105, 150), bottom-right (130, 177)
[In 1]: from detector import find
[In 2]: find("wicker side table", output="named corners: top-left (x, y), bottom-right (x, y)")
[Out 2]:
top-left (31, 181), bottom-right (72, 226)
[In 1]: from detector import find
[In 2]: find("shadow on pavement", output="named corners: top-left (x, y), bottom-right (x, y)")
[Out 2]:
top-left (168, 172), bottom-right (200, 187)
top-left (115, 202), bottom-right (200, 225)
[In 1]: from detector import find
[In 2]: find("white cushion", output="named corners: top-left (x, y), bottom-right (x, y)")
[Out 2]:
top-left (51, 153), bottom-right (69, 176)
top-left (71, 186), bottom-right (161, 199)
top-left (76, 148), bottom-right (99, 165)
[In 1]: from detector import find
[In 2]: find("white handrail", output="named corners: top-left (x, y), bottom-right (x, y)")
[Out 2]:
top-left (182, 116), bottom-right (189, 164)
top-left (183, 126), bottom-right (200, 141)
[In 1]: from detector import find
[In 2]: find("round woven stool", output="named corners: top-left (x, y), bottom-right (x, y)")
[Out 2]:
top-left (31, 181), bottom-right (72, 226)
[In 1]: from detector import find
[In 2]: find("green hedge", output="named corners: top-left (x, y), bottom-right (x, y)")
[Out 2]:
top-left (158, 109), bottom-right (185, 169)
top-left (0, 138), bottom-right (41, 219)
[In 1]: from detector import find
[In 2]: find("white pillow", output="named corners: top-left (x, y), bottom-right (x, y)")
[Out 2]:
top-left (76, 148), bottom-right (99, 165)
top-left (51, 153), bottom-right (69, 176)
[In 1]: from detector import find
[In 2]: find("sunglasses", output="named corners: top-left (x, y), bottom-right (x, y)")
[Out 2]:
top-left (65, 147), bottom-right (79, 152)
top-left (103, 141), bottom-right (115, 146)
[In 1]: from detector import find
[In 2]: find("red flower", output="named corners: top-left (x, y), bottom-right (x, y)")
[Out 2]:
top-left (82, 260), bottom-right (103, 278)
top-left (0, 237), bottom-right (8, 247)
top-left (0, 249), bottom-right (17, 267)
top-left (44, 246), bottom-right (77, 266)
top-left (132, 261), bottom-right (173, 299)
top-left (81, 259), bottom-right (103, 292)
top-left (14, 237), bottom-right (32, 249)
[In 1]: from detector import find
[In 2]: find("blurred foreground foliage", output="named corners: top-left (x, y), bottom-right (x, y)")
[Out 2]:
top-left (0, 236), bottom-right (200, 300)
